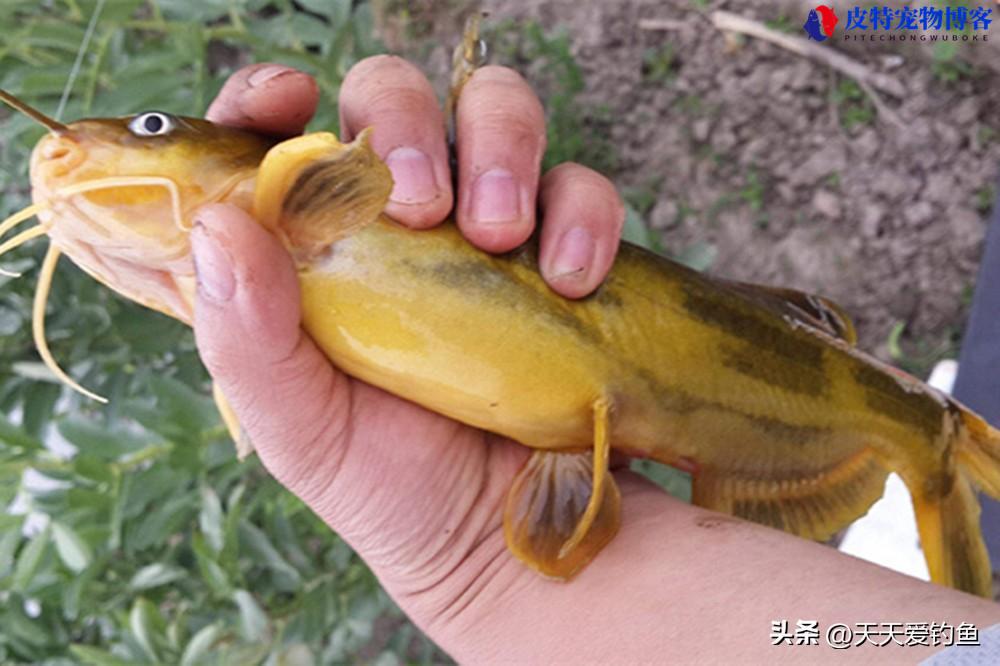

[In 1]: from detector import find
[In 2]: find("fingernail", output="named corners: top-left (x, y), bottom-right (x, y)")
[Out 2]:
top-left (470, 168), bottom-right (522, 225)
top-left (385, 147), bottom-right (439, 205)
top-left (192, 223), bottom-right (236, 303)
top-left (549, 227), bottom-right (596, 281)
top-left (247, 65), bottom-right (294, 88)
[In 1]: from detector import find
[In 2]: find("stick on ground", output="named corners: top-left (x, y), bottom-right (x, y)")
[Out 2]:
top-left (710, 10), bottom-right (906, 99)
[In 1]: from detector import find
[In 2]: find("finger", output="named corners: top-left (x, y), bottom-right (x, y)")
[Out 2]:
top-left (206, 63), bottom-right (319, 136)
top-left (190, 203), bottom-right (351, 505)
top-left (339, 55), bottom-right (452, 228)
top-left (456, 66), bottom-right (546, 253)
top-left (538, 164), bottom-right (625, 299)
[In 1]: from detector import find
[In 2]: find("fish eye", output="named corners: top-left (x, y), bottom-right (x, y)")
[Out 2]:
top-left (128, 111), bottom-right (175, 137)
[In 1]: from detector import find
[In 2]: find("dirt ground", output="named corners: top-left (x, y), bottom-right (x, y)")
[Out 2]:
top-left (388, 0), bottom-right (1000, 367)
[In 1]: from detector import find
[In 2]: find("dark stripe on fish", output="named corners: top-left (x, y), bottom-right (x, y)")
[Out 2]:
top-left (654, 380), bottom-right (831, 446)
top-left (721, 343), bottom-right (829, 397)
top-left (680, 280), bottom-right (825, 370)
top-left (745, 413), bottom-right (831, 443)
top-left (397, 255), bottom-right (599, 342)
top-left (851, 362), bottom-right (944, 440)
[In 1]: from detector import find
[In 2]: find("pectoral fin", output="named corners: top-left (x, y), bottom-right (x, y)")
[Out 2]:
top-left (252, 129), bottom-right (393, 261)
top-left (213, 383), bottom-right (253, 460)
top-left (503, 398), bottom-right (620, 579)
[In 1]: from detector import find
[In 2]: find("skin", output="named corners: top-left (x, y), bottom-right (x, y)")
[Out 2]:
top-left (194, 61), bottom-right (1000, 662)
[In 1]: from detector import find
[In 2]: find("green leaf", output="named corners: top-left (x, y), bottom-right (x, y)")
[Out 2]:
top-left (51, 521), bottom-right (93, 573)
top-left (622, 203), bottom-right (653, 250)
top-left (0, 524), bottom-right (21, 578)
top-left (233, 589), bottom-right (270, 643)
top-left (631, 459), bottom-right (692, 502)
top-left (12, 526), bottom-right (49, 591)
top-left (126, 494), bottom-right (195, 552)
top-left (297, 0), bottom-right (350, 24)
top-left (220, 483), bottom-right (245, 571)
top-left (179, 623), bottom-right (223, 666)
top-left (129, 563), bottom-right (186, 591)
top-left (2, 594), bottom-right (50, 649)
top-left (21, 20), bottom-right (87, 52)
top-left (239, 520), bottom-right (302, 591)
top-left (63, 563), bottom-right (100, 621)
top-left (673, 242), bottom-right (718, 273)
top-left (289, 13), bottom-right (334, 47)
top-left (156, 0), bottom-right (230, 22)
top-left (199, 485), bottom-right (224, 554)
top-left (280, 642), bottom-right (317, 666)
top-left (147, 375), bottom-right (218, 437)
top-left (108, 470), bottom-right (127, 550)
top-left (191, 533), bottom-right (232, 598)
top-left (20, 382), bottom-right (60, 438)
top-left (129, 597), bottom-right (163, 662)
top-left (98, 0), bottom-right (146, 22)
top-left (0, 419), bottom-right (43, 452)
top-left (887, 321), bottom-right (907, 361)
top-left (57, 417), bottom-right (151, 460)
top-left (69, 645), bottom-right (138, 666)
top-left (270, 508), bottom-right (314, 576)
top-left (73, 454), bottom-right (115, 486)
top-left (372, 650), bottom-right (401, 666)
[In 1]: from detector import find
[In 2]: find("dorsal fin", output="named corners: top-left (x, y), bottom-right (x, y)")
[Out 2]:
top-left (720, 280), bottom-right (857, 345)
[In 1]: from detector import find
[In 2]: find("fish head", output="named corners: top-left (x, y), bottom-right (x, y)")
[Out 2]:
top-left (24, 104), bottom-right (273, 320)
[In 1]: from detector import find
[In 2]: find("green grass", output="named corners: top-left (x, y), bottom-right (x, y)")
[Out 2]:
top-left (0, 2), bottom-right (450, 664)
top-left (831, 79), bottom-right (875, 132)
top-left (623, 179), bottom-right (661, 219)
top-left (887, 321), bottom-right (964, 379)
top-left (974, 184), bottom-right (996, 215)
top-left (931, 41), bottom-right (976, 84)
top-left (929, 3), bottom-right (982, 85)
top-left (978, 124), bottom-right (997, 146)
top-left (641, 43), bottom-right (676, 84)
top-left (739, 168), bottom-right (765, 212)
top-left (765, 15), bottom-right (796, 34)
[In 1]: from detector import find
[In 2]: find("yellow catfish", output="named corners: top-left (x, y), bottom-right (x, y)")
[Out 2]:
top-left (1, 85), bottom-right (999, 596)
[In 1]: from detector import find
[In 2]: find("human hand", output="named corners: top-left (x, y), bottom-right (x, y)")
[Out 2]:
top-left (193, 58), bottom-right (625, 655)
top-left (192, 60), bottom-right (1000, 664)
top-left (204, 58), bottom-right (624, 298)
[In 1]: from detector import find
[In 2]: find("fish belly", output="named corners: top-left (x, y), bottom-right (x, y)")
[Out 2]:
top-left (298, 218), bottom-right (614, 450)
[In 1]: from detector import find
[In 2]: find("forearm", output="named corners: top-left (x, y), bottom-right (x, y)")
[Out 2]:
top-left (404, 472), bottom-right (1000, 664)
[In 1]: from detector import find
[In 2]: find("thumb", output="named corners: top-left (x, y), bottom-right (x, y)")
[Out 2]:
top-left (190, 203), bottom-right (351, 505)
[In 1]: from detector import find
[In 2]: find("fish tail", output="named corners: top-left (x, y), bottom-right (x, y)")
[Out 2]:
top-left (909, 407), bottom-right (1000, 598)
top-left (911, 470), bottom-right (992, 597)
top-left (956, 409), bottom-right (1000, 498)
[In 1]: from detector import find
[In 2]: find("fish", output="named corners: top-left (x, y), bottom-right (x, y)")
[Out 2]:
top-left (1, 76), bottom-right (999, 597)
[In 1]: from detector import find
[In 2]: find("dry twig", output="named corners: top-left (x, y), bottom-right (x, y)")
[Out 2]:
top-left (638, 18), bottom-right (688, 31)
top-left (709, 10), bottom-right (906, 127)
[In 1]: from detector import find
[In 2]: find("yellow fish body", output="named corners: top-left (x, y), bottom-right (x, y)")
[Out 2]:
top-left (3, 95), bottom-right (1000, 597)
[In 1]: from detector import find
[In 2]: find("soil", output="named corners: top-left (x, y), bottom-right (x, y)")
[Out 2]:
top-left (387, 0), bottom-right (1000, 366)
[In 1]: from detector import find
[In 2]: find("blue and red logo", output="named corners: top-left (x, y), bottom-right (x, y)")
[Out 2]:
top-left (803, 5), bottom-right (840, 41)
